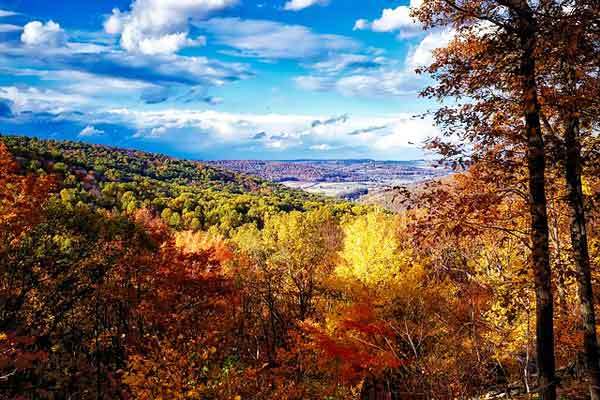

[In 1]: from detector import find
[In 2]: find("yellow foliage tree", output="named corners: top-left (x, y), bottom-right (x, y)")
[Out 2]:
top-left (336, 212), bottom-right (421, 295)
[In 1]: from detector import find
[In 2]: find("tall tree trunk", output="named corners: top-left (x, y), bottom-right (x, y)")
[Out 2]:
top-left (564, 62), bottom-right (600, 399)
top-left (516, 4), bottom-right (556, 399)
top-left (360, 375), bottom-right (393, 400)
top-left (561, 14), bottom-right (600, 396)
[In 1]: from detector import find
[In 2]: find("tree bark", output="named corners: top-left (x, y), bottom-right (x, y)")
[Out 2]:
top-left (564, 93), bottom-right (600, 400)
top-left (516, 4), bottom-right (556, 399)
top-left (360, 375), bottom-right (393, 400)
top-left (560, 12), bottom-right (600, 396)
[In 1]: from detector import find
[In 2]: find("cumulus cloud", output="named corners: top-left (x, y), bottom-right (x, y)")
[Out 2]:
top-left (112, 109), bottom-right (311, 145)
top-left (122, 30), bottom-right (206, 56)
top-left (21, 20), bottom-right (67, 47)
top-left (197, 18), bottom-right (359, 60)
top-left (406, 29), bottom-right (455, 71)
top-left (284, 0), bottom-right (329, 11)
top-left (104, 0), bottom-right (236, 55)
top-left (0, 6), bottom-right (251, 107)
top-left (79, 125), bottom-right (105, 137)
top-left (103, 8), bottom-right (125, 35)
top-left (372, 117), bottom-right (437, 153)
top-left (100, 108), bottom-right (438, 158)
top-left (354, 0), bottom-right (423, 39)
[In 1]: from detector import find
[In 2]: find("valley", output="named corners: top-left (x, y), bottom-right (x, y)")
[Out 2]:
top-left (207, 159), bottom-right (449, 200)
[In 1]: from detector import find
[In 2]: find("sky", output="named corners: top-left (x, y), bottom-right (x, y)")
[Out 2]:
top-left (0, 0), bottom-right (453, 160)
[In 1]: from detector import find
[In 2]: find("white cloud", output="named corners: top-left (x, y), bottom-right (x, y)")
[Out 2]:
top-left (373, 7), bottom-right (415, 33)
top-left (266, 140), bottom-right (288, 149)
top-left (336, 69), bottom-right (422, 97)
top-left (104, 0), bottom-right (236, 55)
top-left (0, 10), bottom-right (17, 18)
top-left (104, 8), bottom-right (125, 35)
top-left (353, 19), bottom-right (369, 31)
top-left (30, 69), bottom-right (152, 89)
top-left (103, 108), bottom-right (438, 158)
top-left (79, 125), bottom-right (105, 137)
top-left (149, 126), bottom-right (167, 137)
top-left (310, 143), bottom-right (332, 151)
top-left (131, 32), bottom-right (205, 55)
top-left (203, 96), bottom-right (223, 105)
top-left (0, 86), bottom-right (88, 114)
top-left (0, 42), bottom-right (250, 98)
top-left (295, 55), bottom-right (423, 98)
top-left (294, 25), bottom-right (454, 98)
top-left (112, 109), bottom-right (311, 143)
top-left (21, 20), bottom-right (67, 47)
top-left (354, 0), bottom-right (423, 38)
top-left (198, 18), bottom-right (359, 60)
top-left (0, 24), bottom-right (21, 32)
top-left (372, 116), bottom-right (438, 153)
top-left (284, 0), bottom-right (328, 11)
top-left (293, 75), bottom-right (333, 91)
top-left (61, 71), bottom-right (159, 98)
top-left (142, 53), bottom-right (249, 85)
top-left (406, 29), bottom-right (455, 71)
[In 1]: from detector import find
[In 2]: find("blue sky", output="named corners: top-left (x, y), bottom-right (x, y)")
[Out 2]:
top-left (0, 0), bottom-right (453, 160)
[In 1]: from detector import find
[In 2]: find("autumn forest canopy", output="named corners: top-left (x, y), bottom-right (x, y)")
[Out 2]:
top-left (1, 1), bottom-right (600, 399)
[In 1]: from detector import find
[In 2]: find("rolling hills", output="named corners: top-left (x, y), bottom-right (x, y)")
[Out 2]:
top-left (1, 135), bottom-right (363, 234)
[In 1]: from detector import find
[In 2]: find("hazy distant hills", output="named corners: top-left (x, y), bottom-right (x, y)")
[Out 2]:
top-left (207, 159), bottom-right (449, 200)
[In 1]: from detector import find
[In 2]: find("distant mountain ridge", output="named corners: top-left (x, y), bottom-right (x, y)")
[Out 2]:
top-left (207, 159), bottom-right (446, 184)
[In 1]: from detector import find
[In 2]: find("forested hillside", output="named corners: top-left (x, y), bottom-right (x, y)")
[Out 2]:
top-left (1, 135), bottom-right (359, 234)
top-left (1, 128), bottom-right (599, 399)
